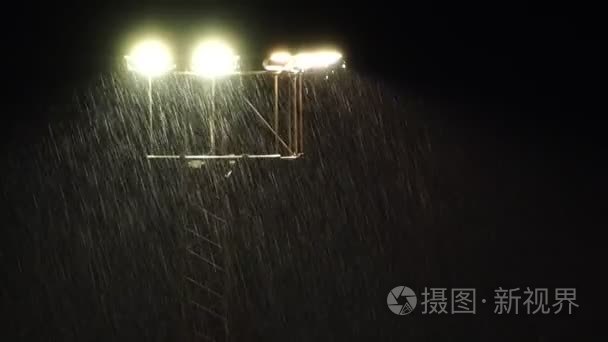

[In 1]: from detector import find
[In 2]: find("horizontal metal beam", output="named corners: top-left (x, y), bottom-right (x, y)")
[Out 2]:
top-left (184, 276), bottom-right (223, 299)
top-left (184, 228), bottom-right (222, 249)
top-left (186, 248), bottom-right (224, 272)
top-left (190, 300), bottom-right (226, 322)
top-left (172, 70), bottom-right (277, 76)
top-left (146, 154), bottom-right (301, 160)
top-left (165, 69), bottom-right (335, 77)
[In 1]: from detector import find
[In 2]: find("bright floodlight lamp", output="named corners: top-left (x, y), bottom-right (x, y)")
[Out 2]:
top-left (293, 50), bottom-right (343, 71)
top-left (263, 51), bottom-right (295, 72)
top-left (270, 51), bottom-right (292, 64)
top-left (191, 40), bottom-right (239, 78)
top-left (125, 39), bottom-right (175, 77)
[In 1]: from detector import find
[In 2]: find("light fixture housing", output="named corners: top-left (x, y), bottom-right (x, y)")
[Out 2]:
top-left (125, 39), bottom-right (175, 77)
top-left (292, 50), bottom-right (343, 71)
top-left (263, 51), bottom-right (294, 72)
top-left (191, 39), bottom-right (239, 78)
top-left (269, 51), bottom-right (292, 64)
top-left (263, 49), bottom-right (343, 72)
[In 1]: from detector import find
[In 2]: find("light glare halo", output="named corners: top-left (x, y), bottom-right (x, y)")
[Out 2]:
top-left (125, 39), bottom-right (174, 77)
top-left (269, 51), bottom-right (292, 64)
top-left (191, 39), bottom-right (239, 78)
top-left (293, 50), bottom-right (343, 70)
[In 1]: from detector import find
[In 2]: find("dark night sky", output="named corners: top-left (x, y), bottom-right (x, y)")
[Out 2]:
top-left (4, 3), bottom-right (606, 142)
top-left (1, 1), bottom-right (606, 340)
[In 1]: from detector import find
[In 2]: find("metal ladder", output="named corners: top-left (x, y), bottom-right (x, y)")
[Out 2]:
top-left (181, 190), bottom-right (231, 342)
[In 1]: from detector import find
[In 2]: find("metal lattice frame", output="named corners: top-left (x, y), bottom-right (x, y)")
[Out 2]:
top-left (141, 70), bottom-right (309, 342)
top-left (144, 70), bottom-right (305, 163)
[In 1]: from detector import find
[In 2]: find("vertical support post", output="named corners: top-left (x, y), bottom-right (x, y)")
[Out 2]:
top-left (286, 75), bottom-right (292, 153)
top-left (273, 73), bottom-right (279, 153)
top-left (292, 74), bottom-right (298, 154)
top-left (148, 76), bottom-right (153, 146)
top-left (298, 73), bottom-right (304, 155)
top-left (210, 77), bottom-right (216, 154)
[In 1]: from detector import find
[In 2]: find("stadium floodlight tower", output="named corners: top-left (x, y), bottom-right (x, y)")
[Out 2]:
top-left (125, 37), bottom-right (344, 165)
top-left (125, 38), bottom-right (343, 342)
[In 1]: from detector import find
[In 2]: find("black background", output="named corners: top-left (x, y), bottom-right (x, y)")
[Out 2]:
top-left (4, 3), bottom-right (606, 138)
